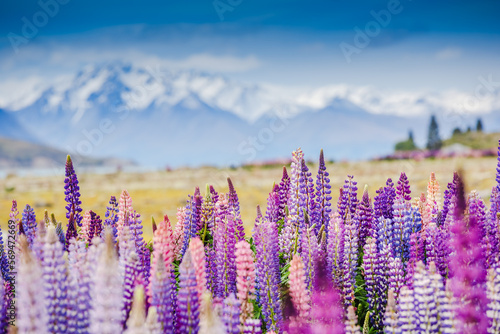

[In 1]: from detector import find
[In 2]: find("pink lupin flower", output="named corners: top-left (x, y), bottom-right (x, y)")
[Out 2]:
top-left (80, 210), bottom-right (92, 243)
top-left (235, 240), bottom-right (256, 325)
top-left (9, 200), bottom-right (19, 225)
top-left (148, 215), bottom-right (175, 302)
top-left (189, 237), bottom-right (208, 301)
top-left (289, 253), bottom-right (310, 321)
top-left (424, 172), bottom-right (440, 225)
top-left (117, 190), bottom-right (133, 241)
top-left (173, 207), bottom-right (187, 261)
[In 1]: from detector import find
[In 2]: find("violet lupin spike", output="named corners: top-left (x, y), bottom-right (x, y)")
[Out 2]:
top-left (449, 174), bottom-right (489, 333)
top-left (265, 185), bottom-right (281, 225)
top-left (103, 195), bottom-right (119, 242)
top-left (387, 255), bottom-right (404, 302)
top-left (288, 148), bottom-right (304, 219)
top-left (42, 226), bottom-right (69, 333)
top-left (235, 240), bottom-right (256, 326)
top-left (122, 251), bottom-right (142, 326)
top-left (362, 238), bottom-right (379, 324)
top-left (396, 172), bottom-right (412, 203)
top-left (373, 186), bottom-right (386, 222)
top-left (67, 238), bottom-right (91, 332)
top-left (88, 210), bottom-right (103, 245)
top-left (278, 166), bottom-right (290, 222)
top-left (200, 185), bottom-right (216, 242)
top-left (128, 210), bottom-right (150, 285)
top-left (222, 293), bottom-right (241, 334)
top-left (397, 286), bottom-right (417, 333)
top-left (300, 213), bottom-right (319, 292)
top-left (66, 213), bottom-right (78, 252)
top-left (383, 178), bottom-right (396, 220)
top-left (357, 186), bottom-right (373, 249)
top-left (374, 245), bottom-right (390, 330)
top-left (227, 178), bottom-right (246, 242)
top-left (413, 261), bottom-right (439, 332)
top-left (469, 191), bottom-right (495, 268)
top-left (315, 149), bottom-right (332, 236)
top-left (253, 221), bottom-right (282, 332)
top-left (297, 158), bottom-right (316, 231)
top-left (343, 210), bottom-right (358, 307)
top-left (338, 175), bottom-right (358, 222)
top-left (214, 213), bottom-right (237, 298)
top-left (441, 174), bottom-right (457, 226)
top-left (64, 155), bottom-right (83, 227)
top-left (17, 235), bottom-right (48, 334)
top-left (176, 250), bottom-right (200, 334)
top-left (89, 229), bottom-right (123, 334)
top-left (150, 253), bottom-right (176, 334)
top-left (22, 204), bottom-right (37, 247)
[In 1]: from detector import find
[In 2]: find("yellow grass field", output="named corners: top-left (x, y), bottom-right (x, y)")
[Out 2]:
top-left (1, 156), bottom-right (498, 240)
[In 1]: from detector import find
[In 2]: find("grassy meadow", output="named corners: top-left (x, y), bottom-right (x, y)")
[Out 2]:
top-left (1, 156), bottom-right (498, 239)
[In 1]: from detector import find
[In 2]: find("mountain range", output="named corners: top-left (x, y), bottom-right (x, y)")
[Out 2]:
top-left (1, 62), bottom-right (499, 168)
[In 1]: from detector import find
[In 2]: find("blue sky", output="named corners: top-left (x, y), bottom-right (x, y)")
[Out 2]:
top-left (1, 0), bottom-right (499, 91)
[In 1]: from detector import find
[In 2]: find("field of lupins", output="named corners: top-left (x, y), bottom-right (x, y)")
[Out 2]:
top-left (1, 143), bottom-right (500, 334)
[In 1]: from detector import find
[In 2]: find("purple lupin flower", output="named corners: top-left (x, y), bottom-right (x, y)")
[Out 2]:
top-left (487, 266), bottom-right (500, 333)
top-left (181, 190), bottom-right (202, 258)
top-left (489, 185), bottom-right (500, 263)
top-left (214, 213), bottom-right (237, 298)
top-left (425, 219), bottom-right (438, 267)
top-left (0, 277), bottom-right (7, 334)
top-left (401, 206), bottom-right (422, 263)
top-left (278, 166), bottom-right (290, 222)
top-left (122, 251), bottom-right (142, 326)
top-left (17, 236), bottom-right (48, 334)
top-left (65, 213), bottom-right (78, 252)
top-left (338, 175), bottom-right (358, 222)
top-left (343, 211), bottom-right (358, 307)
top-left (327, 212), bottom-right (344, 287)
top-left (67, 238), bottom-right (91, 332)
top-left (362, 238), bottom-right (380, 327)
top-left (150, 253), bottom-right (176, 334)
top-left (441, 173), bottom-right (458, 226)
top-left (397, 286), bottom-right (416, 332)
top-left (356, 186), bottom-right (373, 250)
top-left (300, 218), bottom-right (320, 292)
top-left (0, 228), bottom-right (10, 282)
top-left (373, 186), bottom-right (386, 222)
top-left (176, 250), bottom-right (200, 334)
top-left (89, 230), bottom-right (123, 334)
top-left (64, 155), bottom-right (83, 227)
top-left (384, 289), bottom-right (398, 334)
top-left (373, 244), bottom-right (390, 330)
top-left (87, 210), bottom-right (103, 246)
top-left (469, 191), bottom-right (496, 269)
top-left (227, 178), bottom-right (246, 242)
top-left (314, 149), bottom-right (332, 235)
top-left (298, 159), bottom-right (316, 231)
top-left (200, 185), bottom-right (216, 243)
top-left (449, 174), bottom-right (489, 333)
top-left (22, 204), bottom-right (37, 247)
top-left (413, 261), bottom-right (439, 332)
top-left (404, 232), bottom-right (419, 288)
top-left (254, 221), bottom-right (282, 332)
top-left (42, 226), bottom-right (69, 333)
top-left (265, 185), bottom-right (281, 225)
top-left (391, 196), bottom-right (406, 260)
top-left (243, 319), bottom-right (262, 334)
top-left (103, 196), bottom-right (119, 243)
top-left (222, 293), bottom-right (241, 334)
top-left (288, 148), bottom-right (304, 219)
top-left (396, 172), bottom-right (412, 202)
top-left (383, 178), bottom-right (396, 220)
top-left (128, 210), bottom-right (150, 286)
top-left (387, 255), bottom-right (404, 301)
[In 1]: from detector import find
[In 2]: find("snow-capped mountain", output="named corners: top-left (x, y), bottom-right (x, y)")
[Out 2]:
top-left (1, 62), bottom-right (499, 167)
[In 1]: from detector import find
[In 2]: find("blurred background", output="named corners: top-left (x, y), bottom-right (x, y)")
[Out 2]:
top-left (1, 0), bottom-right (500, 234)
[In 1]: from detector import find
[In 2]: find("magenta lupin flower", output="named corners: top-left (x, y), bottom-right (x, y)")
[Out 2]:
top-left (64, 155), bottom-right (83, 227)
top-left (449, 174), bottom-right (489, 333)
top-left (356, 186), bottom-right (373, 249)
top-left (235, 240), bottom-right (256, 325)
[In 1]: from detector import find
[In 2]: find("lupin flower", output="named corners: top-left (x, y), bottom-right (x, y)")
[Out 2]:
top-left (243, 319), bottom-right (262, 334)
top-left (122, 251), bottom-right (142, 326)
top-left (81, 211), bottom-right (92, 243)
top-left (176, 250), bottom-right (200, 334)
top-left (338, 175), bottom-right (358, 222)
top-left (42, 226), bottom-right (69, 333)
top-left (189, 237), bottom-right (208, 300)
top-left (397, 286), bottom-right (416, 332)
top-left (173, 207), bottom-right (187, 260)
top-left (180, 190), bottom-right (203, 258)
top-left (127, 210), bottom-right (150, 285)
top-left (308, 281), bottom-right (344, 334)
top-left (356, 186), bottom-right (373, 249)
top-left (227, 178), bottom-right (246, 242)
top-left (89, 230), bottom-right (123, 334)
top-left (327, 212), bottom-right (344, 287)
top-left (103, 195), bottom-right (119, 242)
top-left (150, 253), bottom-right (176, 334)
top-left (346, 305), bottom-right (361, 334)
top-left (449, 174), bottom-right (489, 333)
top-left (123, 285), bottom-right (148, 334)
top-left (297, 158), bottom-right (316, 231)
top-left (343, 211), bottom-right (359, 307)
top-left (22, 204), bottom-right (37, 247)
top-left (387, 255), bottom-right (404, 301)
top-left (88, 211), bottom-right (103, 245)
top-left (300, 215), bottom-right (320, 292)
top-left (384, 290), bottom-right (398, 334)
top-left (145, 307), bottom-right (163, 334)
top-left (64, 155), bottom-right (83, 227)
top-left (65, 213), bottom-right (78, 252)
top-left (469, 190), bottom-right (496, 268)
top-left (17, 236), bottom-right (48, 334)
top-left (487, 266), bottom-right (500, 333)
top-left (0, 277), bottom-right (7, 333)
top-left (287, 148), bottom-right (304, 219)
top-left (289, 254), bottom-right (311, 320)
top-left (214, 212), bottom-right (238, 298)
top-left (413, 261), bottom-right (439, 332)
top-left (254, 221), bottom-right (282, 332)
top-left (67, 238), bottom-right (91, 332)
top-left (0, 228), bottom-right (10, 282)
top-left (149, 215), bottom-right (174, 295)
top-left (117, 189), bottom-right (133, 241)
top-left (199, 291), bottom-right (225, 334)
top-left (222, 293), bottom-right (241, 334)
top-left (9, 200), bottom-right (19, 226)
top-left (314, 149), bottom-right (332, 235)
top-left (200, 186), bottom-right (216, 243)
top-left (265, 185), bottom-right (281, 225)
top-left (235, 240), bottom-right (256, 325)
top-left (441, 173), bottom-right (458, 225)
top-left (374, 179), bottom-right (396, 221)
top-left (396, 172), bottom-right (412, 202)
top-left (278, 166), bottom-right (290, 222)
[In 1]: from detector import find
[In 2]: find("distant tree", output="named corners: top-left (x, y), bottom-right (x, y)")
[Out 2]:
top-left (476, 118), bottom-right (484, 132)
top-left (452, 127), bottom-right (462, 136)
top-left (467, 126), bottom-right (471, 133)
top-left (426, 115), bottom-right (442, 151)
top-left (395, 130), bottom-right (418, 151)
